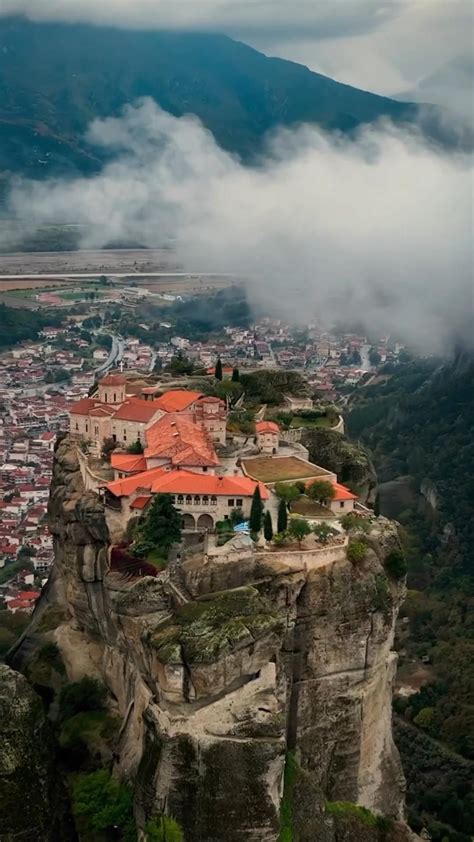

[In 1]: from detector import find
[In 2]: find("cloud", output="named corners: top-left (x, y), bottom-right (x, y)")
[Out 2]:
top-left (0, 0), bottom-right (399, 38)
top-left (7, 99), bottom-right (473, 353)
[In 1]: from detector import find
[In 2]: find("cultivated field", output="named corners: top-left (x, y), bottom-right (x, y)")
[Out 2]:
top-left (241, 456), bottom-right (332, 484)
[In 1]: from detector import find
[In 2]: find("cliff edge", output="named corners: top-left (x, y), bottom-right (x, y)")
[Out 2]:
top-left (11, 435), bottom-right (409, 841)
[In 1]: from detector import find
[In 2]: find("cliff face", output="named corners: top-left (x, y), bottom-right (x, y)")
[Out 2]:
top-left (0, 664), bottom-right (73, 842)
top-left (13, 436), bottom-right (407, 840)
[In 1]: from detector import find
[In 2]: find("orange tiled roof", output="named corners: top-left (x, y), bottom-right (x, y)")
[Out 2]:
top-left (111, 453), bottom-right (148, 473)
top-left (153, 390), bottom-right (203, 413)
top-left (332, 482), bottom-right (357, 501)
top-left (99, 374), bottom-right (127, 386)
top-left (112, 398), bottom-right (162, 424)
top-left (145, 413), bottom-right (219, 467)
top-left (130, 495), bottom-right (152, 510)
top-left (256, 420), bottom-right (280, 434)
top-left (105, 466), bottom-right (168, 497)
top-left (69, 397), bottom-right (97, 416)
top-left (107, 468), bottom-right (269, 500)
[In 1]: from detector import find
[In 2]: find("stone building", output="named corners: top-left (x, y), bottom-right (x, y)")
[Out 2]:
top-left (256, 420), bottom-right (280, 454)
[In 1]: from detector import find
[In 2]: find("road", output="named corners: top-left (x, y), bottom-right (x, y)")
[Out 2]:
top-left (94, 334), bottom-right (124, 378)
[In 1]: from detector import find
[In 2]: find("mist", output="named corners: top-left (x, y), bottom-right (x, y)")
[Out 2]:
top-left (7, 99), bottom-right (473, 353)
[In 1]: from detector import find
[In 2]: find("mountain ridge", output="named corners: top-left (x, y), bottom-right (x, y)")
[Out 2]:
top-left (0, 15), bottom-right (420, 179)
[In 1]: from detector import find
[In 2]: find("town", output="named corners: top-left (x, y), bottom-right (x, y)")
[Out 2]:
top-left (0, 279), bottom-right (406, 652)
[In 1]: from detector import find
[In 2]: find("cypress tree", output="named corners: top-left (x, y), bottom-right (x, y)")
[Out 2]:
top-left (215, 358), bottom-right (223, 380)
top-left (264, 510), bottom-right (273, 541)
top-left (249, 485), bottom-right (264, 533)
top-left (277, 498), bottom-right (288, 533)
top-left (231, 367), bottom-right (240, 382)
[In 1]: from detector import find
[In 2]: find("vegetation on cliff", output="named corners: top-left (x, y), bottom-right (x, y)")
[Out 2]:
top-left (347, 355), bottom-right (474, 840)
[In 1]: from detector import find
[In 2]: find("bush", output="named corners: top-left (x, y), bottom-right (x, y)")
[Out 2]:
top-left (288, 518), bottom-right (311, 545)
top-left (347, 541), bottom-right (367, 563)
top-left (273, 532), bottom-right (288, 546)
top-left (58, 677), bottom-right (107, 722)
top-left (312, 523), bottom-right (338, 545)
top-left (145, 816), bottom-right (184, 841)
top-left (340, 513), bottom-right (370, 532)
top-left (72, 768), bottom-right (136, 840)
top-left (385, 549), bottom-right (407, 579)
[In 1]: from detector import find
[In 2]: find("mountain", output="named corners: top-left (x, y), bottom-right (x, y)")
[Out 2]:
top-left (0, 16), bottom-right (419, 179)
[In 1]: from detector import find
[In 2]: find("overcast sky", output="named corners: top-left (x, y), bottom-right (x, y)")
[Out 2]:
top-left (1, 0), bottom-right (472, 108)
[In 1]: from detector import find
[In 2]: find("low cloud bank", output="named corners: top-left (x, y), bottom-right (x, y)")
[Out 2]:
top-left (8, 99), bottom-right (472, 352)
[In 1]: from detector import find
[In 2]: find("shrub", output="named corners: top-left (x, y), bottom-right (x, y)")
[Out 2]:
top-left (72, 768), bottom-right (136, 840)
top-left (385, 549), bottom-right (407, 579)
top-left (58, 676), bottom-right (107, 722)
top-left (341, 513), bottom-right (370, 533)
top-left (347, 541), bottom-right (367, 563)
top-left (273, 532), bottom-right (288, 546)
top-left (288, 518), bottom-right (311, 546)
top-left (145, 816), bottom-right (184, 841)
top-left (312, 523), bottom-right (338, 545)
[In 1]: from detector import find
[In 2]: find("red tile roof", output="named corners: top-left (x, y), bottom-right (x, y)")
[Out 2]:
top-left (112, 398), bottom-right (162, 424)
top-left (256, 421), bottom-right (280, 434)
top-left (69, 397), bottom-right (97, 416)
top-left (111, 453), bottom-right (148, 474)
top-left (99, 374), bottom-right (127, 386)
top-left (106, 468), bottom-right (269, 500)
top-left (153, 390), bottom-right (203, 413)
top-left (332, 482), bottom-right (357, 501)
top-left (130, 495), bottom-right (152, 510)
top-left (145, 414), bottom-right (219, 467)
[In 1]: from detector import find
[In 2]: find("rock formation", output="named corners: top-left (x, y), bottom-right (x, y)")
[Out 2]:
top-left (11, 435), bottom-right (409, 840)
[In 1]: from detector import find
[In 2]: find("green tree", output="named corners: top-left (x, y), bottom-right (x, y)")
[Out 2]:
top-left (72, 769), bottom-right (135, 840)
top-left (264, 510), bottom-right (274, 541)
top-left (307, 480), bottom-right (336, 505)
top-left (140, 494), bottom-right (182, 552)
top-left (274, 482), bottom-right (301, 508)
top-left (347, 541), bottom-right (367, 563)
top-left (385, 549), bottom-right (407, 579)
top-left (165, 351), bottom-right (194, 376)
top-left (312, 522), bottom-right (338, 544)
top-left (368, 347), bottom-right (382, 366)
top-left (102, 436), bottom-right (118, 461)
top-left (231, 367), bottom-right (240, 382)
top-left (215, 358), bottom-right (223, 380)
top-left (146, 816), bottom-right (184, 842)
top-left (277, 498), bottom-right (288, 533)
top-left (230, 507), bottom-right (245, 526)
top-left (288, 518), bottom-right (311, 547)
top-left (249, 485), bottom-right (264, 534)
top-left (58, 677), bottom-right (107, 722)
top-left (127, 439), bottom-right (144, 455)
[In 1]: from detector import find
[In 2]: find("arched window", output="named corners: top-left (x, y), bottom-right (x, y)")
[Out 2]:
top-left (177, 495), bottom-right (184, 504)
top-left (194, 495), bottom-right (201, 505)
top-left (113, 393), bottom-right (116, 402)
top-left (186, 495), bottom-right (192, 504)
top-left (202, 495), bottom-right (209, 505)
top-left (210, 496), bottom-right (217, 506)
top-left (104, 393), bottom-right (108, 403)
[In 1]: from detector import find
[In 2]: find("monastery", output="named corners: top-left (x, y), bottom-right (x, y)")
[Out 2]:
top-left (70, 373), bottom-right (356, 533)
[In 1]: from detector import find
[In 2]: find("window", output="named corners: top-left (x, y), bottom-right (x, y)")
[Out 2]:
top-left (177, 495), bottom-right (184, 504)
top-left (236, 499), bottom-right (243, 507)
top-left (228, 498), bottom-right (235, 507)
top-left (171, 496), bottom-right (176, 504)
top-left (202, 495), bottom-right (209, 505)
top-left (85, 424), bottom-right (88, 433)
top-left (104, 393), bottom-right (108, 403)
top-left (113, 393), bottom-right (116, 402)
top-left (186, 495), bottom-right (192, 504)
top-left (137, 431), bottom-right (141, 441)
top-left (123, 431), bottom-right (127, 441)
top-left (94, 426), bottom-right (99, 436)
top-left (210, 496), bottom-right (217, 506)
top-left (75, 422), bottom-right (79, 431)
top-left (340, 501), bottom-right (344, 508)
top-left (203, 467), bottom-right (208, 473)
top-left (194, 495), bottom-right (200, 504)
top-left (112, 434), bottom-right (117, 442)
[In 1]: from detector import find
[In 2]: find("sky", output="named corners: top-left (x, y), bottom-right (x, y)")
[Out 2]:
top-left (0, 0), bottom-right (472, 110)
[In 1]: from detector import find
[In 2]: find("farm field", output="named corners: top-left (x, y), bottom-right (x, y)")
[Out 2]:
top-left (241, 456), bottom-right (332, 484)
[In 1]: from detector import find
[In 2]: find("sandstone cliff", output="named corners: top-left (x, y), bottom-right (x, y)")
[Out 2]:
top-left (12, 436), bottom-right (408, 841)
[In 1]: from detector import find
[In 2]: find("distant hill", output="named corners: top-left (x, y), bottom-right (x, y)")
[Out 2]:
top-left (0, 16), bottom-right (420, 179)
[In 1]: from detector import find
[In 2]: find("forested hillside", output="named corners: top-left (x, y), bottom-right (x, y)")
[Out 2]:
top-left (0, 16), bottom-right (419, 178)
top-left (347, 353), bottom-right (474, 841)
